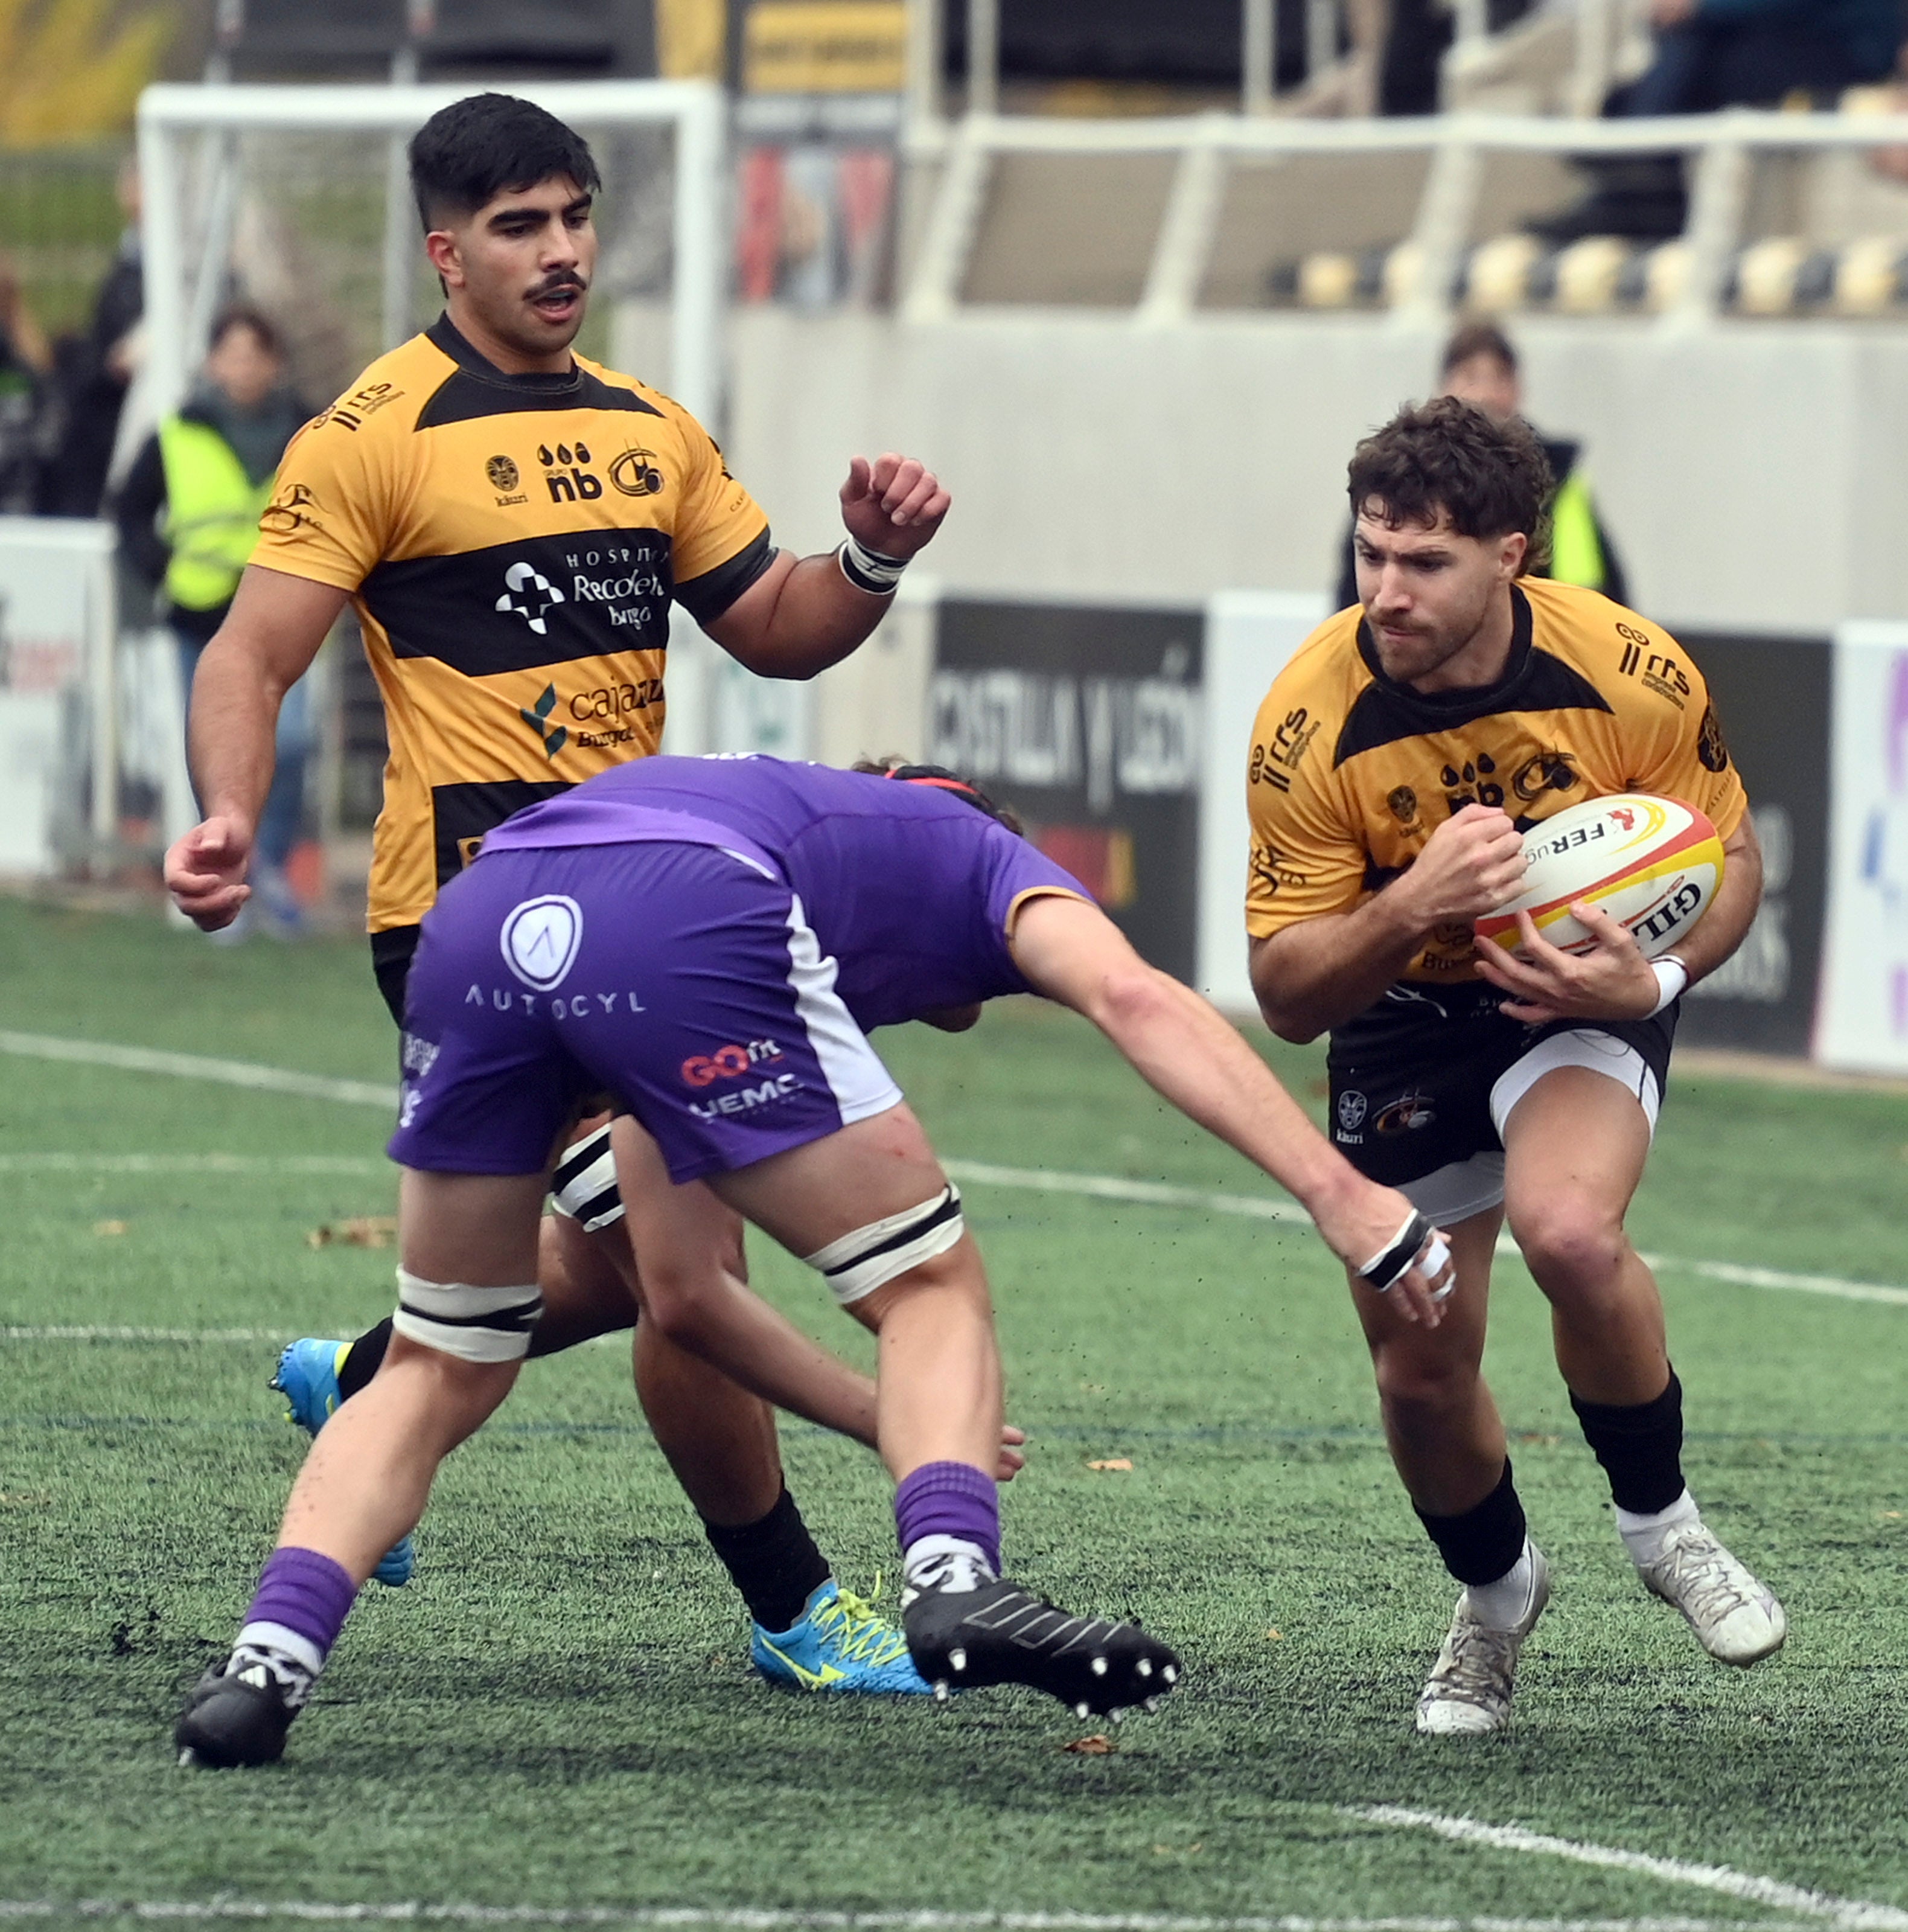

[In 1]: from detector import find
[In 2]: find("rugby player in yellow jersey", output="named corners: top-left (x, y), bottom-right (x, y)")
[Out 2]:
top-left (1245, 397), bottom-right (1785, 1735)
top-left (164, 92), bottom-right (967, 1693)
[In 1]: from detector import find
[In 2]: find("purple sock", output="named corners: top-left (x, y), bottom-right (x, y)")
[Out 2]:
top-left (235, 1546), bottom-right (358, 1677)
top-left (895, 1460), bottom-right (1001, 1572)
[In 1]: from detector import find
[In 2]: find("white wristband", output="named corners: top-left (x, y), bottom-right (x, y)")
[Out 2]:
top-left (1647, 955), bottom-right (1689, 1017)
top-left (838, 534), bottom-right (908, 596)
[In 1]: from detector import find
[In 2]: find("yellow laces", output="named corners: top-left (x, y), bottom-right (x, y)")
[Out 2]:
top-left (812, 1582), bottom-right (910, 1667)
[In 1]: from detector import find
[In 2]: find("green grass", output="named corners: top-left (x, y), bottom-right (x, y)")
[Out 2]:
top-left (2, 896), bottom-right (1907, 1927)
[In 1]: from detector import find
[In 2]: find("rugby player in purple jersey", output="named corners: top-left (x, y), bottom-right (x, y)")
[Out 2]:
top-left (176, 756), bottom-right (1457, 1767)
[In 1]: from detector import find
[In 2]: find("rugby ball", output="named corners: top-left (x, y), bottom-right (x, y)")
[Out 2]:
top-left (1474, 793), bottom-right (1724, 959)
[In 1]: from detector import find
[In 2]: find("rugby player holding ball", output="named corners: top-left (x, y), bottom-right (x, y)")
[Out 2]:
top-left (1246, 397), bottom-right (1784, 1736)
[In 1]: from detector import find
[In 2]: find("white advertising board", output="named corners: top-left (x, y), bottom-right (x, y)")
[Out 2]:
top-left (1197, 590), bottom-right (1329, 1014)
top-left (1816, 621), bottom-right (1908, 1074)
top-left (0, 517), bottom-right (116, 872)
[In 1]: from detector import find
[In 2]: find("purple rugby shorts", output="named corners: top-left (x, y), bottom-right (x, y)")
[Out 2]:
top-left (387, 839), bottom-right (903, 1183)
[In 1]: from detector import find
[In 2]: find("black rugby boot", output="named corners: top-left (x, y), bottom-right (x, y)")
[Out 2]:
top-left (174, 1657), bottom-right (296, 1768)
top-left (904, 1578), bottom-right (1181, 1717)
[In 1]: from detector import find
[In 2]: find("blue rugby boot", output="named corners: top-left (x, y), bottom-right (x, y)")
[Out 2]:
top-left (270, 1338), bottom-right (415, 1589)
top-left (751, 1580), bottom-right (933, 1694)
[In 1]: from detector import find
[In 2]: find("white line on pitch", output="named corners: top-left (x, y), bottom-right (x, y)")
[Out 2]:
top-left (0, 1325), bottom-right (287, 1342)
top-left (2, 1025), bottom-right (1903, 1310)
top-left (0, 1153), bottom-right (386, 1175)
top-left (0, 1908), bottom-right (1810, 1930)
top-left (0, 1030), bottom-right (397, 1108)
top-left (1343, 1808), bottom-right (1908, 1931)
top-left (942, 1160), bottom-right (1307, 1225)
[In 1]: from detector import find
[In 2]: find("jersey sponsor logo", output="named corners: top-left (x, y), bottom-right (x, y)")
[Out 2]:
top-left (464, 983), bottom-right (646, 1017)
top-left (260, 481), bottom-right (321, 536)
top-left (486, 454), bottom-right (528, 505)
top-left (610, 447), bottom-right (665, 497)
top-left (1249, 840), bottom-right (1308, 898)
top-left (540, 441), bottom-right (602, 502)
top-left (400, 1033), bottom-right (439, 1079)
top-left (519, 682), bottom-right (568, 761)
top-left (1250, 708), bottom-right (1321, 794)
top-left (1336, 1090), bottom-right (1367, 1136)
top-left (319, 380), bottom-right (403, 433)
top-left (1441, 753), bottom-right (1504, 813)
top-left (682, 1038), bottom-right (786, 1087)
top-left (689, 1071), bottom-right (802, 1120)
top-left (1619, 637), bottom-right (1691, 711)
top-left (500, 894), bottom-right (584, 991)
top-left (569, 676), bottom-right (664, 724)
top-left (1510, 749), bottom-right (1580, 804)
top-left (1373, 1090), bottom-right (1436, 1134)
top-left (497, 561), bottom-right (567, 637)
top-left (566, 546), bottom-right (669, 630)
top-left (1388, 785), bottom-right (1418, 825)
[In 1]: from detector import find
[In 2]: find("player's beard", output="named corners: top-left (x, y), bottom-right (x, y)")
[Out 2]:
top-left (1367, 583), bottom-right (1502, 688)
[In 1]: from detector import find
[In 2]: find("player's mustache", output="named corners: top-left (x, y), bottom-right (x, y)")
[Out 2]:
top-left (527, 275), bottom-right (587, 299)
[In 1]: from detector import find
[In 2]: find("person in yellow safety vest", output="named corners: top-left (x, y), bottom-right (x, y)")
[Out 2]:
top-left (116, 305), bottom-right (313, 936)
top-left (1335, 320), bottom-right (1629, 613)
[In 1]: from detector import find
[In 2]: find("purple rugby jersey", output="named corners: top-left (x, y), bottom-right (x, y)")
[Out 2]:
top-left (479, 755), bottom-right (1088, 1029)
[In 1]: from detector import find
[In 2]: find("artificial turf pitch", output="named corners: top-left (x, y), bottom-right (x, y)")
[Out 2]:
top-left (2, 896), bottom-right (1907, 1927)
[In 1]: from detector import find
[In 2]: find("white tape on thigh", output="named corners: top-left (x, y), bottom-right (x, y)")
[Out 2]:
top-left (803, 1185), bottom-right (965, 1306)
top-left (392, 1267), bottom-right (543, 1362)
top-left (549, 1124), bottom-right (624, 1231)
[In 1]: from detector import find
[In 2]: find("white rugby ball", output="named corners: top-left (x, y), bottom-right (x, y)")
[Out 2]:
top-left (1474, 792), bottom-right (1724, 959)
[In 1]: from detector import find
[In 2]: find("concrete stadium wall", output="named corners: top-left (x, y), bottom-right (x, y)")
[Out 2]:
top-left (724, 309), bottom-right (1908, 636)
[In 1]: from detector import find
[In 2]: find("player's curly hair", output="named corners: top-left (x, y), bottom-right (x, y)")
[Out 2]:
top-left (852, 757), bottom-right (1024, 836)
top-left (409, 93), bottom-right (602, 231)
top-left (1347, 397), bottom-right (1554, 576)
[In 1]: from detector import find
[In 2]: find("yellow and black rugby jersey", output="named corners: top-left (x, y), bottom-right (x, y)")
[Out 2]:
top-left (1245, 577), bottom-right (1747, 982)
top-left (252, 314), bottom-right (773, 933)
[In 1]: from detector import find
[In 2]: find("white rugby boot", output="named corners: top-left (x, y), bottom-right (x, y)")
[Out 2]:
top-left (1635, 1520), bottom-right (1785, 1665)
top-left (1415, 1542), bottom-right (1551, 1736)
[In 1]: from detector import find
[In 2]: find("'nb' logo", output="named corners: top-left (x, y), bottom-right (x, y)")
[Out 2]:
top-left (501, 895), bottom-right (583, 991)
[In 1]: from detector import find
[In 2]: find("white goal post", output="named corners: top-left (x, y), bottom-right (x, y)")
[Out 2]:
top-left (136, 78), bottom-right (728, 430)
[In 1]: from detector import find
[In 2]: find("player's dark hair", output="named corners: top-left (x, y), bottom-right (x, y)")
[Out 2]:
top-left (208, 304), bottom-right (283, 359)
top-left (1347, 397), bottom-right (1554, 575)
top-left (853, 757), bottom-right (1024, 837)
top-left (1441, 320), bottom-right (1517, 377)
top-left (408, 93), bottom-right (602, 231)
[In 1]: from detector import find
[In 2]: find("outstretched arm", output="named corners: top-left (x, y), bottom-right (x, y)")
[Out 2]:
top-left (162, 564), bottom-right (346, 929)
top-left (1007, 894), bottom-right (1452, 1324)
top-left (702, 453), bottom-right (949, 680)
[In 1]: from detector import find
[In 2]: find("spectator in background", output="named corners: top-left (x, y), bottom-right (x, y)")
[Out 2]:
top-left (1334, 322), bottom-right (1628, 610)
top-left (43, 155), bottom-right (144, 518)
top-left (1618, 0), bottom-right (1901, 117)
top-left (1539, 0), bottom-right (1905, 242)
top-left (0, 254), bottom-right (53, 515)
top-left (116, 306), bottom-right (313, 936)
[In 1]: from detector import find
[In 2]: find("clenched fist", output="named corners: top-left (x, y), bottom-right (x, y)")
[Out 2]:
top-left (1395, 803), bottom-right (1528, 930)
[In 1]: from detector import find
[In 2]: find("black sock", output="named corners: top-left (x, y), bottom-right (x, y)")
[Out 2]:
top-left (335, 1317), bottom-right (395, 1401)
top-left (1571, 1369), bottom-right (1685, 1514)
top-left (703, 1486), bottom-right (831, 1633)
top-left (1415, 1459), bottom-right (1528, 1586)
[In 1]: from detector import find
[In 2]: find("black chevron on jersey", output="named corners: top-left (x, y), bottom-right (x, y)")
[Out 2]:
top-left (1333, 590), bottom-right (1612, 769)
top-left (412, 316), bottom-right (665, 430)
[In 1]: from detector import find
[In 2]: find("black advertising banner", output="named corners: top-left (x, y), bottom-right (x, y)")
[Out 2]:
top-left (931, 601), bottom-right (1203, 983)
top-left (1674, 632), bottom-right (1831, 1057)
